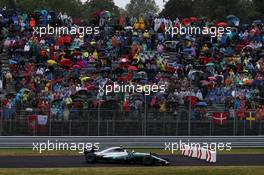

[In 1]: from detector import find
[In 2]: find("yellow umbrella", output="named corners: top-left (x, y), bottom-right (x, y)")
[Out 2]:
top-left (83, 52), bottom-right (89, 58)
top-left (81, 76), bottom-right (90, 82)
top-left (90, 40), bottom-right (96, 45)
top-left (47, 60), bottom-right (57, 65)
top-left (93, 50), bottom-right (98, 60)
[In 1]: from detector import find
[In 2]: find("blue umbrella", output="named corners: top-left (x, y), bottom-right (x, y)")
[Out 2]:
top-left (196, 102), bottom-right (207, 107)
top-left (41, 9), bottom-right (48, 16)
top-left (182, 48), bottom-right (192, 54)
top-left (253, 20), bottom-right (262, 25)
top-left (252, 80), bottom-right (262, 87)
top-left (100, 67), bottom-right (112, 72)
top-left (227, 15), bottom-right (240, 26)
top-left (226, 15), bottom-right (236, 19)
top-left (10, 60), bottom-right (18, 64)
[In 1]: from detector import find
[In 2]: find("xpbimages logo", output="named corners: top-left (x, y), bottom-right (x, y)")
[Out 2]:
top-left (165, 24), bottom-right (232, 38)
top-left (98, 82), bottom-right (166, 95)
top-left (32, 140), bottom-right (100, 153)
top-left (33, 25), bottom-right (100, 37)
top-left (164, 140), bottom-right (232, 154)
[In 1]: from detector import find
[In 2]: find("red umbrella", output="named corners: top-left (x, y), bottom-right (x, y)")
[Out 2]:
top-left (184, 96), bottom-right (199, 107)
top-left (59, 59), bottom-right (72, 67)
top-left (216, 22), bottom-right (228, 27)
top-left (190, 17), bottom-right (198, 22)
top-left (165, 66), bottom-right (176, 73)
top-left (117, 76), bottom-right (129, 83)
top-left (72, 18), bottom-right (82, 25)
top-left (72, 64), bottom-right (81, 69)
top-left (200, 80), bottom-right (210, 86)
top-left (208, 76), bottom-right (216, 81)
top-left (128, 65), bottom-right (138, 71)
top-left (182, 18), bottom-right (191, 26)
top-left (92, 10), bottom-right (102, 18)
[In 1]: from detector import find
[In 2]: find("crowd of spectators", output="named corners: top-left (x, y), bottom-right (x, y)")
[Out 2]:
top-left (0, 8), bottom-right (263, 121)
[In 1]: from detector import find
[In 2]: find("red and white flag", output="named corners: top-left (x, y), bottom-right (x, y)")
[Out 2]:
top-left (212, 112), bottom-right (228, 125)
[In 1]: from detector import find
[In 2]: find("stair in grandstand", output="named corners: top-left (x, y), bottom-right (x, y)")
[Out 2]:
top-left (0, 52), bottom-right (9, 72)
top-left (0, 51), bottom-right (16, 94)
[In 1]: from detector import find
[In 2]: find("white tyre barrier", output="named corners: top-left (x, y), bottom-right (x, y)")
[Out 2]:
top-left (197, 147), bottom-right (207, 160)
top-left (188, 146), bottom-right (198, 158)
top-left (206, 149), bottom-right (217, 163)
top-left (183, 145), bottom-right (190, 156)
top-left (180, 144), bottom-right (186, 155)
top-left (181, 144), bottom-right (217, 163)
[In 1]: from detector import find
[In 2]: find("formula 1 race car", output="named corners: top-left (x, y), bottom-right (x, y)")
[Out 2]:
top-left (84, 146), bottom-right (170, 166)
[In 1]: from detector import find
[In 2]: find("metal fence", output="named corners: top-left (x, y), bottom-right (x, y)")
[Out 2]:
top-left (1, 117), bottom-right (263, 136)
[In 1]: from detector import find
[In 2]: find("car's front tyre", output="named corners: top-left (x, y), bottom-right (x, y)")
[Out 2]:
top-left (85, 153), bottom-right (96, 163)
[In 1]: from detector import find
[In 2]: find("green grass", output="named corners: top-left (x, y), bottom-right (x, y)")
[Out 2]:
top-left (0, 149), bottom-right (79, 156)
top-left (0, 167), bottom-right (263, 175)
top-left (0, 148), bottom-right (263, 156)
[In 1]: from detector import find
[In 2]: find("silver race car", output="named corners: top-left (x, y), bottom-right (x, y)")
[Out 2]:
top-left (84, 146), bottom-right (169, 166)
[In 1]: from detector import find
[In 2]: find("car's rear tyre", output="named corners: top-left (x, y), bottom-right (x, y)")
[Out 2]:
top-left (85, 153), bottom-right (96, 163)
top-left (143, 155), bottom-right (154, 166)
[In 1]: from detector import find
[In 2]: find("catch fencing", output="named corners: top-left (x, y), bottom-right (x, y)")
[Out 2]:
top-left (0, 112), bottom-right (263, 136)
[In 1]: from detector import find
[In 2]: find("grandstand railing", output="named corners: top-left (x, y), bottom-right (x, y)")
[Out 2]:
top-left (1, 115), bottom-right (263, 136)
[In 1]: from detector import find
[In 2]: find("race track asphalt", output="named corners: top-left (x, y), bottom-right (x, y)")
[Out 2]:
top-left (0, 154), bottom-right (263, 168)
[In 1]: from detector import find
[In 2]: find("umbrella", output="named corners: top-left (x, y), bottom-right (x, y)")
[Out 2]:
top-left (59, 59), bottom-right (72, 67)
top-left (182, 18), bottom-right (191, 26)
top-left (155, 72), bottom-right (171, 79)
top-left (72, 64), bottom-right (81, 69)
top-left (196, 102), bottom-right (207, 107)
top-left (77, 59), bottom-right (88, 68)
top-left (100, 10), bottom-right (111, 18)
top-left (216, 22), bottom-right (228, 27)
top-left (190, 17), bottom-right (198, 22)
top-left (47, 60), bottom-right (57, 65)
top-left (119, 57), bottom-right (129, 63)
top-left (252, 80), bottom-right (262, 87)
top-left (244, 79), bottom-right (253, 85)
top-left (92, 10), bottom-right (102, 18)
top-left (52, 99), bottom-right (63, 105)
top-left (128, 65), bottom-right (138, 71)
top-left (81, 59), bottom-right (88, 68)
top-left (26, 108), bottom-right (33, 112)
top-left (188, 70), bottom-right (204, 80)
top-left (200, 80), bottom-right (210, 86)
top-left (226, 15), bottom-right (236, 19)
top-left (75, 89), bottom-right (89, 96)
top-left (184, 96), bottom-right (199, 107)
top-left (208, 76), bottom-right (216, 81)
top-left (172, 63), bottom-right (183, 69)
top-left (41, 9), bottom-right (48, 16)
top-left (124, 26), bottom-right (133, 30)
top-left (227, 15), bottom-right (240, 26)
top-left (243, 45), bottom-right (254, 51)
top-left (206, 62), bottom-right (215, 67)
top-left (80, 76), bottom-right (90, 82)
top-left (19, 88), bottom-right (30, 94)
top-left (34, 10), bottom-right (41, 16)
top-left (253, 20), bottom-right (262, 25)
top-left (182, 48), bottom-right (192, 54)
top-left (137, 71), bottom-right (147, 75)
top-left (10, 60), bottom-right (18, 64)
top-left (100, 67), bottom-right (112, 72)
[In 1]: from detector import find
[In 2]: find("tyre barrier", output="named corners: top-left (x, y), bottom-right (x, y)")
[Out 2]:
top-left (188, 145), bottom-right (198, 158)
top-left (181, 144), bottom-right (216, 163)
